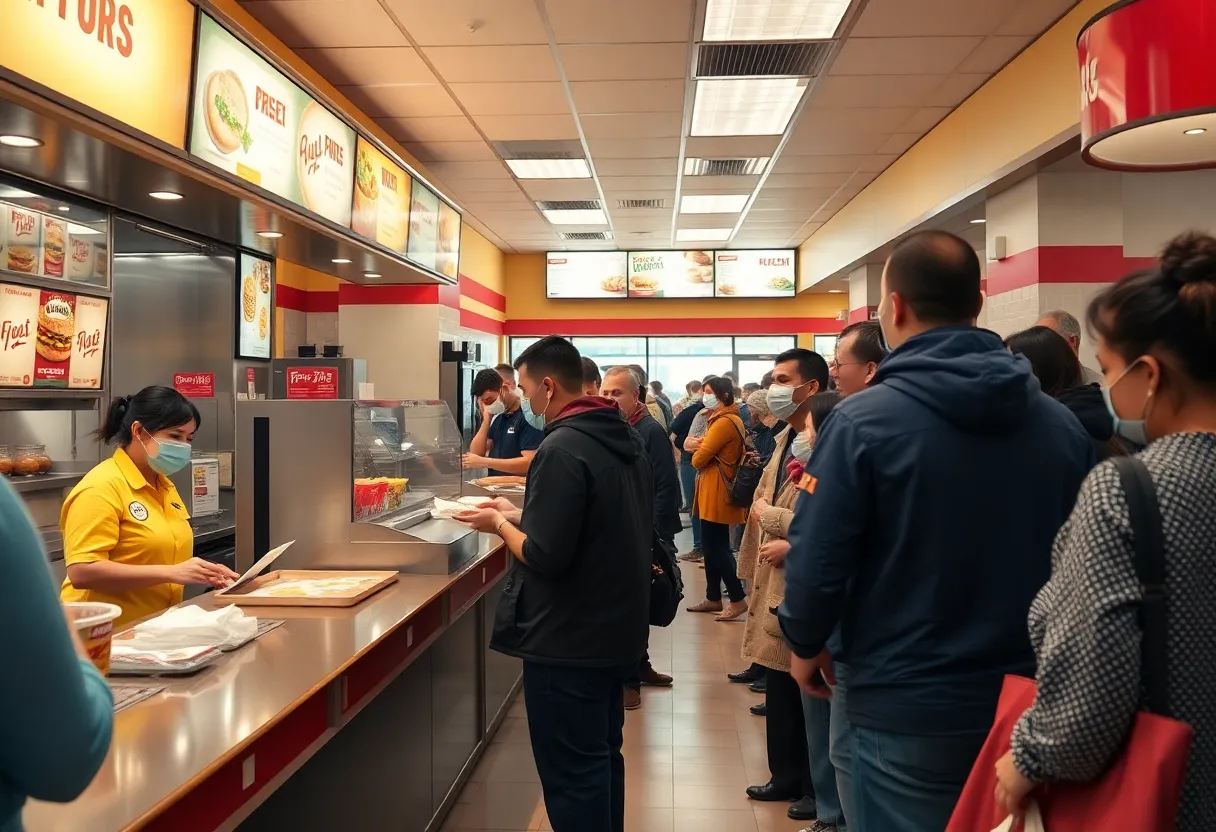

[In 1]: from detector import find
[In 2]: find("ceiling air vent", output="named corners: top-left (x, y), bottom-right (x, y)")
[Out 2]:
top-left (615, 198), bottom-right (667, 209)
top-left (684, 157), bottom-right (770, 176)
top-left (559, 231), bottom-right (614, 241)
top-left (536, 200), bottom-right (601, 211)
top-left (696, 42), bottom-right (832, 79)
top-left (492, 140), bottom-right (585, 160)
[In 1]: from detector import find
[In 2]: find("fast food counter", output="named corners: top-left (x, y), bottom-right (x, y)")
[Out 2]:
top-left (23, 535), bottom-right (520, 832)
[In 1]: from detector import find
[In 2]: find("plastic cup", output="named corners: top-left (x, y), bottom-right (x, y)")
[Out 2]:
top-left (64, 602), bottom-right (122, 675)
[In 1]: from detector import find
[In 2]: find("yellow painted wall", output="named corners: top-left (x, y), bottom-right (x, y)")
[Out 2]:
top-left (797, 0), bottom-right (1107, 287)
top-left (459, 225), bottom-right (505, 294)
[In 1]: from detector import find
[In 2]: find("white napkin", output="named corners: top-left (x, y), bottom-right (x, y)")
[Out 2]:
top-left (432, 496), bottom-right (488, 519)
top-left (129, 605), bottom-right (258, 651)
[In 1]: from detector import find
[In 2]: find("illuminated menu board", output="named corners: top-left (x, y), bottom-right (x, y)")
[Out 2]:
top-left (237, 254), bottom-right (274, 360)
top-left (627, 251), bottom-right (714, 298)
top-left (0, 283), bottom-right (107, 389)
top-left (714, 250), bottom-right (796, 297)
top-left (351, 137), bottom-right (411, 252)
top-left (545, 252), bottom-right (628, 299)
top-left (406, 181), bottom-right (440, 272)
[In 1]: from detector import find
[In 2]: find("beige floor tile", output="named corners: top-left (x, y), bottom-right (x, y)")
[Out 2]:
top-left (673, 781), bottom-right (758, 811)
top-left (672, 808), bottom-right (760, 830)
top-left (443, 781), bottom-right (545, 829)
top-left (670, 762), bottom-right (751, 786)
top-left (752, 799), bottom-right (814, 830)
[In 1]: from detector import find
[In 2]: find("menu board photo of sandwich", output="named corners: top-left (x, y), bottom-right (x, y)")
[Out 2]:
top-left (627, 251), bottom-right (715, 298)
top-left (436, 201), bottom-right (461, 280)
top-left (350, 137), bottom-right (411, 253)
top-left (190, 15), bottom-right (355, 228)
top-left (0, 283), bottom-right (107, 390)
top-left (714, 250), bottom-right (796, 297)
top-left (406, 181), bottom-right (440, 272)
top-left (2, 205), bottom-right (41, 275)
top-left (237, 254), bottom-right (273, 360)
top-left (545, 252), bottom-right (628, 299)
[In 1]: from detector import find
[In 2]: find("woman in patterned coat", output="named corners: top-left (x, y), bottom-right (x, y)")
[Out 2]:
top-left (996, 232), bottom-right (1216, 832)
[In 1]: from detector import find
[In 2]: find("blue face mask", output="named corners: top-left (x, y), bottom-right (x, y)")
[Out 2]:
top-left (141, 430), bottom-right (192, 476)
top-left (1100, 359), bottom-right (1152, 446)
top-left (520, 382), bottom-right (552, 430)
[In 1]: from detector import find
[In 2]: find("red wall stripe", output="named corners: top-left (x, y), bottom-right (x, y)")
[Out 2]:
top-left (848, 306), bottom-right (876, 323)
top-left (504, 317), bottom-right (845, 336)
top-left (461, 308), bottom-right (506, 336)
top-left (986, 246), bottom-right (1156, 295)
top-left (277, 285), bottom-right (337, 313)
top-left (439, 281), bottom-right (461, 309)
top-left (459, 274), bottom-right (507, 312)
top-left (337, 283), bottom-right (439, 305)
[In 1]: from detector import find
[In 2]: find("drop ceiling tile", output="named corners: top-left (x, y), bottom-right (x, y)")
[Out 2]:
top-left (559, 43), bottom-right (689, 81)
top-left (770, 154), bottom-right (897, 174)
top-left (461, 191), bottom-right (537, 205)
top-left (426, 161), bottom-right (512, 180)
top-left (598, 176), bottom-right (681, 192)
top-left (403, 141), bottom-right (500, 162)
top-left (243, 0), bottom-right (411, 48)
top-left (877, 133), bottom-right (922, 155)
top-left (448, 82), bottom-right (572, 115)
top-left (996, 0), bottom-right (1078, 36)
top-left (761, 172), bottom-right (853, 189)
top-left (423, 45), bottom-right (560, 83)
top-left (783, 131), bottom-right (890, 156)
top-left (295, 47), bottom-right (436, 85)
top-left (808, 75), bottom-right (947, 109)
top-left (613, 214), bottom-right (673, 230)
top-left (682, 136), bottom-right (781, 158)
top-left (678, 213), bottom-right (745, 229)
top-left (587, 137), bottom-right (681, 159)
top-left (899, 107), bottom-right (953, 133)
top-left (680, 175), bottom-right (760, 194)
top-left (547, 0), bottom-right (695, 44)
top-left (957, 36), bottom-right (1029, 74)
top-left (377, 116), bottom-right (481, 142)
top-left (797, 107), bottom-right (918, 134)
top-left (925, 74), bottom-right (989, 107)
top-left (581, 112), bottom-right (684, 140)
top-left (438, 177), bottom-right (524, 193)
top-left (517, 180), bottom-right (603, 200)
top-left (753, 192), bottom-right (836, 209)
top-left (382, 0), bottom-right (548, 45)
top-left (570, 80), bottom-right (686, 114)
top-left (594, 158), bottom-right (679, 177)
top-left (600, 189), bottom-right (676, 204)
top-left (337, 84), bottom-right (462, 118)
top-left (831, 37), bottom-right (984, 76)
top-left (472, 113), bottom-right (580, 141)
top-left (850, 0), bottom-right (1016, 37)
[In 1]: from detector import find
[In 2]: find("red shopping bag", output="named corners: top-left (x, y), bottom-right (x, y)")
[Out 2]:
top-left (946, 675), bottom-right (1192, 831)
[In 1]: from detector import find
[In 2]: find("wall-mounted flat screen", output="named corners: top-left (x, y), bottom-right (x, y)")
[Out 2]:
top-left (627, 251), bottom-right (714, 298)
top-left (713, 250), bottom-right (796, 297)
top-left (545, 252), bottom-right (628, 299)
top-left (406, 180), bottom-right (440, 272)
top-left (237, 253), bottom-right (274, 360)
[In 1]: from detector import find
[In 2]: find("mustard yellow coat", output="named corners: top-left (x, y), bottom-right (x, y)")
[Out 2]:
top-left (691, 404), bottom-right (748, 526)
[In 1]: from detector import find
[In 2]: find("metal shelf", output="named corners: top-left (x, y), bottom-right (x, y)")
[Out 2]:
top-left (0, 389), bottom-right (103, 411)
top-left (8, 471), bottom-right (86, 494)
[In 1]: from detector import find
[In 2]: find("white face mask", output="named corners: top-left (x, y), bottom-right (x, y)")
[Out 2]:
top-left (485, 399), bottom-right (506, 417)
top-left (767, 381), bottom-right (811, 420)
top-left (701, 393), bottom-right (719, 410)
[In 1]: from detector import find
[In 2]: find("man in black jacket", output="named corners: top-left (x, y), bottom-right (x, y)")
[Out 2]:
top-left (455, 336), bottom-right (652, 832)
top-left (601, 365), bottom-right (681, 708)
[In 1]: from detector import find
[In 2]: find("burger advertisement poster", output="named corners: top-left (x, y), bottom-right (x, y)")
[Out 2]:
top-left (714, 250), bottom-right (796, 298)
top-left (0, 283), bottom-right (107, 390)
top-left (350, 137), bottom-right (411, 253)
top-left (189, 15), bottom-right (356, 228)
top-left (238, 254), bottom-right (273, 361)
top-left (627, 251), bottom-right (715, 298)
top-left (545, 252), bottom-right (629, 299)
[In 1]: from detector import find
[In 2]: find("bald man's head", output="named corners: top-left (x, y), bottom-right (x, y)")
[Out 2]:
top-left (883, 230), bottom-right (982, 326)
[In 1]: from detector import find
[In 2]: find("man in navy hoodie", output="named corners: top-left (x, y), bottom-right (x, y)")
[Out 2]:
top-left (779, 231), bottom-right (1094, 832)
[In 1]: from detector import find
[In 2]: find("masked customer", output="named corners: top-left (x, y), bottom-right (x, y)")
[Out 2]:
top-left (454, 337), bottom-right (652, 832)
top-left (996, 232), bottom-right (1216, 832)
top-left (464, 368), bottom-right (544, 476)
top-left (687, 376), bottom-right (749, 621)
top-left (61, 387), bottom-right (238, 629)
top-left (601, 366), bottom-right (681, 709)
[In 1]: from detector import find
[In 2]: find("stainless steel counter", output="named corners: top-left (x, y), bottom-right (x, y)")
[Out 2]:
top-left (23, 534), bottom-right (517, 832)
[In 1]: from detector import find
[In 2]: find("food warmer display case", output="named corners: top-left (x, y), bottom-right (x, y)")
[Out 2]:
top-left (235, 399), bottom-right (477, 574)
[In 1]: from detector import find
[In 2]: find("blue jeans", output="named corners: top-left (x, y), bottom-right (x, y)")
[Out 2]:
top-left (850, 725), bottom-right (988, 832)
top-left (523, 661), bottom-right (634, 832)
top-left (803, 691), bottom-right (846, 829)
top-left (830, 662), bottom-right (855, 828)
top-left (679, 458), bottom-right (701, 550)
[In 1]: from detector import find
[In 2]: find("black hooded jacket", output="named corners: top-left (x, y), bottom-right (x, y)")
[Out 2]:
top-left (491, 397), bottom-right (653, 667)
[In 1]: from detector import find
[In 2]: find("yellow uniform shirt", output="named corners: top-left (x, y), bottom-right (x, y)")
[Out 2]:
top-left (60, 447), bottom-right (193, 628)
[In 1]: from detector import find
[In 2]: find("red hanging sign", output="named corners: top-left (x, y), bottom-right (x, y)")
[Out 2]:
top-left (286, 366), bottom-right (338, 400)
top-left (174, 372), bottom-right (215, 398)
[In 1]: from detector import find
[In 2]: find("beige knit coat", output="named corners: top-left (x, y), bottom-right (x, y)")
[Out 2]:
top-left (737, 426), bottom-right (801, 672)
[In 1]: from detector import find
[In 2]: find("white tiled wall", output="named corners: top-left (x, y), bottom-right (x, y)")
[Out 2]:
top-left (983, 283), bottom-right (1041, 338)
top-left (339, 304), bottom-right (441, 399)
top-left (983, 281), bottom-right (1108, 368)
top-left (307, 312), bottom-right (339, 348)
top-left (1038, 282), bottom-right (1109, 369)
top-left (282, 309), bottom-right (307, 356)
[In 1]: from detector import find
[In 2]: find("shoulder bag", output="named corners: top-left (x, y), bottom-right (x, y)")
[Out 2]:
top-left (713, 414), bottom-right (764, 507)
top-left (649, 532), bottom-right (683, 627)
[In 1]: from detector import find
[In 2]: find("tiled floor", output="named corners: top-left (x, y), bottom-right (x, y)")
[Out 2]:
top-left (443, 531), bottom-right (808, 832)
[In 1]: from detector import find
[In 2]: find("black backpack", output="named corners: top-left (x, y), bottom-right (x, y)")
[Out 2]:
top-left (649, 532), bottom-right (683, 627)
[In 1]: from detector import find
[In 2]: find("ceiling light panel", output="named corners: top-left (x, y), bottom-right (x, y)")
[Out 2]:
top-left (676, 228), bottom-right (733, 242)
top-left (505, 158), bottom-right (591, 179)
top-left (543, 208), bottom-right (608, 225)
top-left (691, 79), bottom-right (807, 137)
top-left (703, 0), bottom-right (851, 41)
top-left (680, 194), bottom-right (751, 214)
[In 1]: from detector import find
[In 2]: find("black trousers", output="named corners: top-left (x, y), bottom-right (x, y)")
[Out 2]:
top-left (523, 660), bottom-right (634, 832)
top-left (766, 667), bottom-right (815, 797)
top-left (701, 520), bottom-right (746, 603)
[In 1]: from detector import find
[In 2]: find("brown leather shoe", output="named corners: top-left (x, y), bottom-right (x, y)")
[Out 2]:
top-left (640, 667), bottom-right (673, 687)
top-left (624, 687), bottom-right (642, 710)
top-left (686, 600), bottom-right (724, 614)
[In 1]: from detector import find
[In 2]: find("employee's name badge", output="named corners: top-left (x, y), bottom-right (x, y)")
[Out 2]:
top-left (129, 501), bottom-right (149, 521)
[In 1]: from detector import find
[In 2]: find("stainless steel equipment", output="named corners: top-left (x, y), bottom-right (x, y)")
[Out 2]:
top-left (439, 341), bottom-right (484, 448)
top-left (235, 399), bottom-right (477, 575)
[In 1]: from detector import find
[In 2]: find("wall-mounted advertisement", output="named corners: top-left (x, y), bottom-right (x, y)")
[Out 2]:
top-left (627, 251), bottom-right (715, 298)
top-left (436, 201), bottom-right (462, 281)
top-left (237, 253), bottom-right (274, 360)
top-left (714, 250), bottom-right (796, 297)
top-left (190, 15), bottom-right (356, 228)
top-left (545, 252), bottom-right (628, 299)
top-left (351, 136), bottom-right (411, 252)
top-left (406, 181), bottom-right (440, 272)
top-left (0, 283), bottom-right (107, 389)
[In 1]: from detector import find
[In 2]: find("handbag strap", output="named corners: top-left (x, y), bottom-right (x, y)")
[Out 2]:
top-left (1112, 456), bottom-right (1170, 715)
top-left (711, 413), bottom-right (747, 482)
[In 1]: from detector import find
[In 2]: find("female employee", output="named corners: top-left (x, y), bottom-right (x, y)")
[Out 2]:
top-left (61, 386), bottom-right (237, 628)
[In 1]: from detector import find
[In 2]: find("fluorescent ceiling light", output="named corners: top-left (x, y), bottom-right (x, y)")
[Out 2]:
top-left (505, 158), bottom-right (591, 179)
top-left (676, 228), bottom-right (733, 242)
top-left (57, 205), bottom-right (70, 212)
top-left (332, 258), bottom-right (351, 264)
top-left (149, 191), bottom-right (183, 201)
top-left (257, 231), bottom-right (284, 239)
top-left (703, 0), bottom-right (850, 40)
top-left (1184, 128), bottom-right (1207, 135)
top-left (542, 208), bottom-right (607, 225)
top-left (0, 135), bottom-right (42, 148)
top-left (680, 194), bottom-right (750, 214)
top-left (364, 272), bottom-right (381, 278)
top-left (66, 223), bottom-right (103, 235)
top-left (827, 289), bottom-right (843, 293)
top-left (970, 219), bottom-right (986, 224)
top-left (691, 78), bottom-right (806, 137)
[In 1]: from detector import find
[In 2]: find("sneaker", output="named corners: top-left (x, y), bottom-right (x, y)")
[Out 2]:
top-left (677, 549), bottom-right (703, 562)
top-left (639, 666), bottom-right (673, 687)
top-left (624, 687), bottom-right (642, 710)
top-left (800, 822), bottom-right (837, 832)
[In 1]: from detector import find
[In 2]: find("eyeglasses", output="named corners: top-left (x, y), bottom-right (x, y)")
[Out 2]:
top-left (833, 360), bottom-right (870, 369)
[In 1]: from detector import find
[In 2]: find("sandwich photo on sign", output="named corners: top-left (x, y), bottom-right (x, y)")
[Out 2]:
top-left (203, 68), bottom-right (253, 156)
top-left (4, 206), bottom-right (41, 275)
top-left (34, 291), bottom-right (74, 388)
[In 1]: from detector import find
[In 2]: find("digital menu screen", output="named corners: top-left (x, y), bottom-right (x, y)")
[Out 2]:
top-left (436, 200), bottom-right (462, 280)
top-left (714, 250), bottom-right (796, 297)
top-left (351, 137), bottom-right (411, 252)
top-left (189, 15), bottom-right (356, 228)
top-left (627, 251), bottom-right (715, 298)
top-left (406, 180), bottom-right (440, 272)
top-left (0, 283), bottom-right (107, 389)
top-left (237, 253), bottom-right (274, 360)
top-left (545, 252), bottom-right (628, 299)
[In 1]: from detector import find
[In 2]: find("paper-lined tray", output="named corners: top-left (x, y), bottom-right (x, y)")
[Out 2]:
top-left (213, 570), bottom-right (398, 608)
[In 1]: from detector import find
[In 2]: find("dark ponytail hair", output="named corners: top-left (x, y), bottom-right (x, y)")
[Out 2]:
top-left (97, 386), bottom-right (201, 447)
top-left (703, 376), bottom-right (735, 406)
top-left (807, 391), bottom-right (841, 433)
top-left (1088, 231), bottom-right (1216, 386)
top-left (1004, 326), bottom-right (1084, 397)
